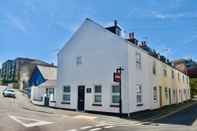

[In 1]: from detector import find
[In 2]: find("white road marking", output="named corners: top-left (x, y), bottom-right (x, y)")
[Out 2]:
top-left (80, 126), bottom-right (93, 130)
top-left (67, 129), bottom-right (78, 131)
top-left (74, 115), bottom-right (97, 120)
top-left (8, 115), bottom-right (53, 128)
top-left (89, 128), bottom-right (102, 131)
top-left (104, 125), bottom-right (115, 129)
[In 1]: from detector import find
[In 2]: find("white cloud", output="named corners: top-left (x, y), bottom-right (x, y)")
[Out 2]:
top-left (151, 11), bottom-right (197, 20)
top-left (6, 14), bottom-right (27, 33)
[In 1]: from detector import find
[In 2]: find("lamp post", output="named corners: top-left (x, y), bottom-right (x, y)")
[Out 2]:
top-left (116, 67), bottom-right (124, 117)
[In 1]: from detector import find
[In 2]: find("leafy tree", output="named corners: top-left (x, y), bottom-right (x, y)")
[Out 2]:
top-left (190, 78), bottom-right (197, 97)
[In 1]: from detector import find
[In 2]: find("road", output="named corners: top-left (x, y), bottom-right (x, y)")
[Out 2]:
top-left (0, 86), bottom-right (197, 131)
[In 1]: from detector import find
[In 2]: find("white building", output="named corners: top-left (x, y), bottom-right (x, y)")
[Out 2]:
top-left (30, 65), bottom-right (57, 107)
top-left (55, 18), bottom-right (190, 115)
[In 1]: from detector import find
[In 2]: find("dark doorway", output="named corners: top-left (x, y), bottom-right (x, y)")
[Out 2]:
top-left (169, 88), bottom-right (171, 104)
top-left (44, 96), bottom-right (49, 106)
top-left (159, 86), bottom-right (162, 107)
top-left (78, 86), bottom-right (85, 111)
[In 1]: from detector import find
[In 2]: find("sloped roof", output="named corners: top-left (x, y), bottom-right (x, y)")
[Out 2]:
top-left (37, 65), bottom-right (57, 80)
top-left (39, 80), bottom-right (56, 88)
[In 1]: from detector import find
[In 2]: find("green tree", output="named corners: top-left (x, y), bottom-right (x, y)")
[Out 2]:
top-left (190, 78), bottom-right (197, 97)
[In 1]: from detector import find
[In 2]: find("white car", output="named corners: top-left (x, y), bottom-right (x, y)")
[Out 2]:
top-left (2, 88), bottom-right (16, 98)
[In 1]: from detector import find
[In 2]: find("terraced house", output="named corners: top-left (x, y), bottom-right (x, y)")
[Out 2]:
top-left (55, 18), bottom-right (190, 116)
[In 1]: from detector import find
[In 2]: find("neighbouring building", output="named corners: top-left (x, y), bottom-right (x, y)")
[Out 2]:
top-left (55, 18), bottom-right (190, 115)
top-left (0, 57), bottom-right (53, 90)
top-left (0, 60), bottom-right (16, 83)
top-left (173, 59), bottom-right (197, 78)
top-left (29, 65), bottom-right (57, 106)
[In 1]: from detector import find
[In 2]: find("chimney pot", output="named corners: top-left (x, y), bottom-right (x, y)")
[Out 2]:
top-left (129, 32), bottom-right (134, 39)
top-left (114, 20), bottom-right (118, 27)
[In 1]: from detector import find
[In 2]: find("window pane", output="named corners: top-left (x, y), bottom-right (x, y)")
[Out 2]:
top-left (136, 85), bottom-right (142, 93)
top-left (153, 86), bottom-right (157, 101)
top-left (112, 95), bottom-right (120, 104)
top-left (95, 85), bottom-right (102, 93)
top-left (112, 85), bottom-right (120, 93)
top-left (153, 61), bottom-right (156, 75)
top-left (137, 95), bottom-right (142, 104)
top-left (63, 94), bottom-right (70, 101)
top-left (95, 95), bottom-right (101, 103)
top-left (63, 86), bottom-right (70, 92)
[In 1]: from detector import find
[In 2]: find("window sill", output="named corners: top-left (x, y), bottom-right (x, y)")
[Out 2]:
top-left (110, 104), bottom-right (119, 108)
top-left (50, 101), bottom-right (56, 103)
top-left (61, 101), bottom-right (70, 104)
top-left (92, 103), bottom-right (102, 106)
top-left (136, 104), bottom-right (143, 107)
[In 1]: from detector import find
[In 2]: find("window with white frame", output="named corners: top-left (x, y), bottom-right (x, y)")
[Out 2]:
top-left (112, 85), bottom-right (120, 105)
top-left (136, 52), bottom-right (142, 69)
top-left (153, 86), bottom-right (157, 102)
top-left (62, 86), bottom-right (71, 103)
top-left (171, 70), bottom-right (175, 79)
top-left (153, 61), bottom-right (156, 75)
top-left (136, 84), bottom-right (143, 105)
top-left (163, 69), bottom-right (167, 77)
top-left (76, 56), bottom-right (82, 65)
top-left (94, 85), bottom-right (102, 104)
top-left (182, 75), bottom-right (185, 83)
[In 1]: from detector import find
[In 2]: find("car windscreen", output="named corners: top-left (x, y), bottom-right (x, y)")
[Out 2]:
top-left (7, 90), bottom-right (14, 92)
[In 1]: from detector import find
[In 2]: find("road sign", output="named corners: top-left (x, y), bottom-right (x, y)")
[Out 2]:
top-left (113, 72), bottom-right (121, 82)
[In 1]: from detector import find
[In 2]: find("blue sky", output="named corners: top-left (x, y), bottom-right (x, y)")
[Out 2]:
top-left (0, 0), bottom-right (197, 66)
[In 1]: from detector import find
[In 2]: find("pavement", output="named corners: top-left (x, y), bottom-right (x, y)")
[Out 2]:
top-left (0, 86), bottom-right (197, 131)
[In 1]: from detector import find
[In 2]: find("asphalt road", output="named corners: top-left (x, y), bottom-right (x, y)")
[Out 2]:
top-left (0, 86), bottom-right (197, 131)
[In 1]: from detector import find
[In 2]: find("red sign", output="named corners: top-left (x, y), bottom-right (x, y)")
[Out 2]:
top-left (113, 72), bottom-right (121, 82)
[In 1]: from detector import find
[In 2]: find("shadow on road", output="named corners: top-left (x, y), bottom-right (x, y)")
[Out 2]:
top-left (128, 100), bottom-right (197, 126)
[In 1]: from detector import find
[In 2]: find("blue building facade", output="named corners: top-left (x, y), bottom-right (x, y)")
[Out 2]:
top-left (28, 66), bottom-right (46, 96)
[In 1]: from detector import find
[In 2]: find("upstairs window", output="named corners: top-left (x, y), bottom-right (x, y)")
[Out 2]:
top-left (178, 73), bottom-right (180, 81)
top-left (136, 52), bottom-right (142, 69)
top-left (76, 56), bottom-right (82, 66)
top-left (182, 75), bottom-right (185, 83)
top-left (163, 69), bottom-right (167, 77)
top-left (171, 70), bottom-right (175, 79)
top-left (153, 61), bottom-right (156, 75)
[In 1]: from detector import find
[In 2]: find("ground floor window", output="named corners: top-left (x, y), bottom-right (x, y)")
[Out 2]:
top-left (136, 84), bottom-right (143, 106)
top-left (94, 85), bottom-right (102, 104)
top-left (153, 86), bottom-right (157, 102)
top-left (62, 86), bottom-right (71, 103)
top-left (47, 88), bottom-right (54, 101)
top-left (112, 85), bottom-right (120, 105)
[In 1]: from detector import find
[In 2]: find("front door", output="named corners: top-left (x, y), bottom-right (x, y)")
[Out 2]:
top-left (78, 86), bottom-right (85, 111)
top-left (169, 88), bottom-right (171, 104)
top-left (159, 86), bottom-right (162, 107)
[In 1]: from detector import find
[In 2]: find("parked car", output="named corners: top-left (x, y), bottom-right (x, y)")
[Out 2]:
top-left (2, 88), bottom-right (16, 98)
